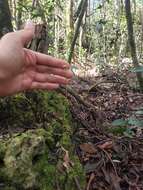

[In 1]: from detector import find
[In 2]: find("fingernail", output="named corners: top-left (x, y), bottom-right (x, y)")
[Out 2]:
top-left (25, 20), bottom-right (34, 29)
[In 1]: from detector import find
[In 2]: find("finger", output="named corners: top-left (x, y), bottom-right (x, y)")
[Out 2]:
top-left (0, 21), bottom-right (35, 48)
top-left (35, 73), bottom-right (70, 84)
top-left (34, 51), bottom-right (70, 69)
top-left (31, 82), bottom-right (59, 90)
top-left (16, 20), bottom-right (35, 46)
top-left (37, 65), bottom-right (73, 78)
top-left (24, 20), bottom-right (35, 31)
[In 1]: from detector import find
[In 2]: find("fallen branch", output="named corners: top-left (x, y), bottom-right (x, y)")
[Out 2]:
top-left (73, 176), bottom-right (83, 190)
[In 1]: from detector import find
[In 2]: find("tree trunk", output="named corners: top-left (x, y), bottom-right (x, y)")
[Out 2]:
top-left (139, 5), bottom-right (143, 53)
top-left (17, 0), bottom-right (23, 29)
top-left (0, 0), bottom-right (13, 38)
top-left (125, 0), bottom-right (143, 92)
top-left (54, 4), bottom-right (60, 55)
top-left (65, 0), bottom-right (74, 58)
top-left (79, 12), bottom-right (86, 63)
top-left (68, 0), bottom-right (88, 63)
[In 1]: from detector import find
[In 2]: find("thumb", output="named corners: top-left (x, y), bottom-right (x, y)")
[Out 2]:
top-left (18, 20), bottom-right (35, 46)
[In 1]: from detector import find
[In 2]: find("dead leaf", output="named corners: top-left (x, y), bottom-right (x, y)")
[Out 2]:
top-left (62, 148), bottom-right (74, 171)
top-left (97, 141), bottom-right (113, 150)
top-left (80, 143), bottom-right (97, 154)
top-left (63, 150), bottom-right (70, 170)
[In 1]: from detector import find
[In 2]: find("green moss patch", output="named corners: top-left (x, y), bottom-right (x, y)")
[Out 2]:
top-left (0, 91), bottom-right (85, 189)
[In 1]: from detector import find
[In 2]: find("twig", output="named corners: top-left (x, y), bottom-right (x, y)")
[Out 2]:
top-left (55, 179), bottom-right (61, 190)
top-left (100, 148), bottom-right (118, 177)
top-left (58, 86), bottom-right (98, 109)
top-left (73, 176), bottom-right (83, 190)
top-left (86, 173), bottom-right (95, 190)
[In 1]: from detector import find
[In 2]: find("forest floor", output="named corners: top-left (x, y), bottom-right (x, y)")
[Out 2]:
top-left (64, 60), bottom-right (143, 190)
top-left (0, 58), bottom-right (143, 189)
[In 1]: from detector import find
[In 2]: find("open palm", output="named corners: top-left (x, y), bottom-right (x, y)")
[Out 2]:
top-left (0, 22), bottom-right (72, 96)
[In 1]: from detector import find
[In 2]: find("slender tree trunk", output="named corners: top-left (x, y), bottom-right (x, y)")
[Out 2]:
top-left (65, 0), bottom-right (74, 58)
top-left (79, 12), bottom-right (86, 62)
top-left (0, 0), bottom-right (13, 38)
top-left (68, 0), bottom-right (88, 63)
top-left (17, 0), bottom-right (23, 29)
top-left (139, 6), bottom-right (143, 53)
top-left (125, 0), bottom-right (143, 92)
top-left (12, 0), bottom-right (17, 27)
top-left (54, 6), bottom-right (60, 56)
top-left (102, 0), bottom-right (107, 65)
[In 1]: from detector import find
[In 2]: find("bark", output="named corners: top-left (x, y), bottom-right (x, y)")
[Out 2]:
top-left (0, 0), bottom-right (13, 38)
top-left (74, 0), bottom-right (84, 21)
top-left (125, 0), bottom-right (143, 92)
top-left (28, 24), bottom-right (48, 54)
top-left (68, 0), bottom-right (88, 63)
top-left (17, 0), bottom-right (23, 29)
top-left (65, 0), bottom-right (74, 54)
top-left (139, 5), bottom-right (143, 52)
top-left (54, 5), bottom-right (60, 55)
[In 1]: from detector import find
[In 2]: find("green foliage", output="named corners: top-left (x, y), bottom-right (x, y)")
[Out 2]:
top-left (112, 119), bottom-right (128, 127)
top-left (108, 125), bottom-right (127, 136)
top-left (111, 108), bottom-right (143, 137)
top-left (135, 110), bottom-right (143, 115)
top-left (131, 66), bottom-right (143, 73)
top-left (128, 118), bottom-right (143, 127)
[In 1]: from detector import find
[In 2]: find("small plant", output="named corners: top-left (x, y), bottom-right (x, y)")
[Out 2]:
top-left (111, 107), bottom-right (143, 137)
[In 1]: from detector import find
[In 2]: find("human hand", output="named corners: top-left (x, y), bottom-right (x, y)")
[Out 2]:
top-left (0, 21), bottom-right (73, 96)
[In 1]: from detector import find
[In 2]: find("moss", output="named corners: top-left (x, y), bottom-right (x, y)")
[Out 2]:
top-left (3, 187), bottom-right (16, 190)
top-left (0, 129), bottom-right (57, 189)
top-left (0, 91), bottom-right (84, 189)
top-left (0, 91), bottom-right (71, 130)
top-left (34, 154), bottom-right (56, 190)
top-left (0, 129), bottom-right (84, 190)
top-left (3, 131), bottom-right (45, 188)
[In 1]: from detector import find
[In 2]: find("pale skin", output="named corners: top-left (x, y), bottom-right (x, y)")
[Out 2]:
top-left (0, 21), bottom-right (73, 96)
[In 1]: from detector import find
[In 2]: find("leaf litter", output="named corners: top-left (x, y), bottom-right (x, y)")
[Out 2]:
top-left (63, 69), bottom-right (143, 190)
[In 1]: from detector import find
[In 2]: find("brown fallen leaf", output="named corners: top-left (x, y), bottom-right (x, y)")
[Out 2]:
top-left (97, 141), bottom-right (113, 149)
top-left (63, 150), bottom-right (71, 170)
top-left (80, 143), bottom-right (97, 154)
top-left (62, 147), bottom-right (74, 171)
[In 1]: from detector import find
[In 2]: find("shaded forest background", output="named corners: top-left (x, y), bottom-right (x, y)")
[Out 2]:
top-left (0, 0), bottom-right (143, 190)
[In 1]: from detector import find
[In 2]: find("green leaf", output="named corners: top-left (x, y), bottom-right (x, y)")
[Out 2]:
top-left (130, 66), bottom-right (143, 73)
top-left (112, 119), bottom-right (128, 127)
top-left (135, 110), bottom-right (143, 115)
top-left (109, 126), bottom-right (126, 135)
top-left (123, 128), bottom-right (134, 138)
top-left (134, 107), bottom-right (143, 111)
top-left (128, 118), bottom-right (143, 127)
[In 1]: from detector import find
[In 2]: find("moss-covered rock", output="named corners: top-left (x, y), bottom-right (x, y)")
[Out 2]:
top-left (0, 91), bottom-right (85, 189)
